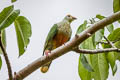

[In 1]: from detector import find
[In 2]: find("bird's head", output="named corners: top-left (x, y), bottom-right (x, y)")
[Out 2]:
top-left (64, 14), bottom-right (77, 23)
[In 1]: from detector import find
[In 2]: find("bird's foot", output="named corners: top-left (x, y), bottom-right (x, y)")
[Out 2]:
top-left (45, 50), bottom-right (51, 58)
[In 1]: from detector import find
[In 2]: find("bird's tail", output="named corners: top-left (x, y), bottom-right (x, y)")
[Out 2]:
top-left (40, 61), bottom-right (52, 73)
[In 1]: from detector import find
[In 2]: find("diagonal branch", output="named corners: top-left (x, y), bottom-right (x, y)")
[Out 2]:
top-left (73, 48), bottom-right (120, 54)
top-left (12, 11), bottom-right (120, 80)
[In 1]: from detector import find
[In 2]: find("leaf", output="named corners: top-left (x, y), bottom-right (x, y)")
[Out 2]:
top-left (94, 28), bottom-right (104, 43)
top-left (0, 56), bottom-right (2, 69)
top-left (113, 0), bottom-right (120, 23)
top-left (96, 14), bottom-right (105, 20)
top-left (106, 24), bottom-right (114, 33)
top-left (113, 0), bottom-right (120, 13)
top-left (80, 54), bottom-right (94, 72)
top-left (79, 37), bottom-right (94, 73)
top-left (0, 5), bottom-right (20, 31)
top-left (78, 56), bottom-right (92, 80)
top-left (76, 20), bottom-right (87, 34)
top-left (107, 52), bottom-right (117, 76)
top-left (11, 0), bottom-right (17, 3)
top-left (0, 30), bottom-right (6, 54)
top-left (14, 16), bottom-right (32, 56)
top-left (108, 28), bottom-right (120, 41)
top-left (91, 54), bottom-right (109, 80)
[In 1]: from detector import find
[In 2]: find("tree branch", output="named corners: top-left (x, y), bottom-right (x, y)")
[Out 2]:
top-left (73, 47), bottom-right (120, 54)
top-left (12, 11), bottom-right (120, 80)
top-left (0, 32), bottom-right (13, 80)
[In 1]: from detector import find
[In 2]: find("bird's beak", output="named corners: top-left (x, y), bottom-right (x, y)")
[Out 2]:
top-left (72, 16), bottom-right (77, 20)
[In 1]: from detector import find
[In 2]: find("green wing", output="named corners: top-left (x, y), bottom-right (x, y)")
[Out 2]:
top-left (43, 24), bottom-right (58, 55)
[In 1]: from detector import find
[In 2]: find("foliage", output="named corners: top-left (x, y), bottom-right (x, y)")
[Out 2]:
top-left (14, 16), bottom-right (32, 56)
top-left (0, 4), bottom-right (32, 70)
top-left (77, 0), bottom-right (120, 79)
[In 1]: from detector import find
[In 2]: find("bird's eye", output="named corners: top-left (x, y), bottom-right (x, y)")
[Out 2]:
top-left (68, 15), bottom-right (70, 17)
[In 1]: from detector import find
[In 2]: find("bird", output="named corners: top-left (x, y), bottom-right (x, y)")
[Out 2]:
top-left (40, 14), bottom-right (77, 73)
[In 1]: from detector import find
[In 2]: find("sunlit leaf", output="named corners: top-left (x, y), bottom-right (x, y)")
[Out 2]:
top-left (0, 5), bottom-right (20, 31)
top-left (95, 29), bottom-right (104, 43)
top-left (76, 20), bottom-right (87, 34)
top-left (0, 56), bottom-right (2, 70)
top-left (14, 16), bottom-right (32, 56)
top-left (108, 28), bottom-right (120, 41)
top-left (106, 24), bottom-right (114, 33)
top-left (91, 54), bottom-right (109, 80)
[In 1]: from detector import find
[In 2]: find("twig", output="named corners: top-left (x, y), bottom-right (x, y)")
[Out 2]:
top-left (104, 36), bottom-right (115, 48)
top-left (12, 11), bottom-right (120, 80)
top-left (0, 32), bottom-right (13, 80)
top-left (98, 41), bottom-right (108, 44)
top-left (73, 47), bottom-right (120, 54)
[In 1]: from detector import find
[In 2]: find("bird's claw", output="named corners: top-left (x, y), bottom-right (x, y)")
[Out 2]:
top-left (45, 50), bottom-right (51, 58)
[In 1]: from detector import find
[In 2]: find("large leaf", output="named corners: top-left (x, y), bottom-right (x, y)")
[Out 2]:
top-left (94, 29), bottom-right (104, 43)
top-left (76, 20), bottom-right (87, 34)
top-left (0, 30), bottom-right (6, 54)
top-left (14, 16), bottom-right (32, 56)
top-left (91, 54), bottom-right (109, 80)
top-left (78, 56), bottom-right (92, 80)
top-left (107, 52), bottom-right (117, 76)
top-left (0, 5), bottom-right (20, 31)
top-left (78, 37), bottom-right (94, 79)
top-left (113, 0), bottom-right (120, 23)
top-left (0, 56), bottom-right (2, 70)
top-left (108, 28), bottom-right (120, 41)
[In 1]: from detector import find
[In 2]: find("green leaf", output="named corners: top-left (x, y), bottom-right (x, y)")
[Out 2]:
top-left (11, 0), bottom-right (17, 3)
top-left (107, 52), bottom-right (117, 76)
top-left (108, 28), bottom-right (120, 41)
top-left (91, 54), bottom-right (109, 80)
top-left (0, 56), bottom-right (2, 70)
top-left (95, 29), bottom-right (104, 43)
top-left (113, 0), bottom-right (120, 23)
top-left (76, 20), bottom-right (87, 34)
top-left (106, 24), bottom-right (114, 33)
top-left (79, 37), bottom-right (94, 73)
top-left (78, 56), bottom-right (92, 80)
top-left (96, 14), bottom-right (105, 20)
top-left (14, 16), bottom-right (32, 56)
top-left (114, 40), bottom-right (120, 48)
top-left (113, 0), bottom-right (120, 13)
top-left (0, 30), bottom-right (6, 54)
top-left (78, 36), bottom-right (94, 79)
top-left (0, 5), bottom-right (20, 31)
top-left (80, 54), bottom-right (94, 72)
